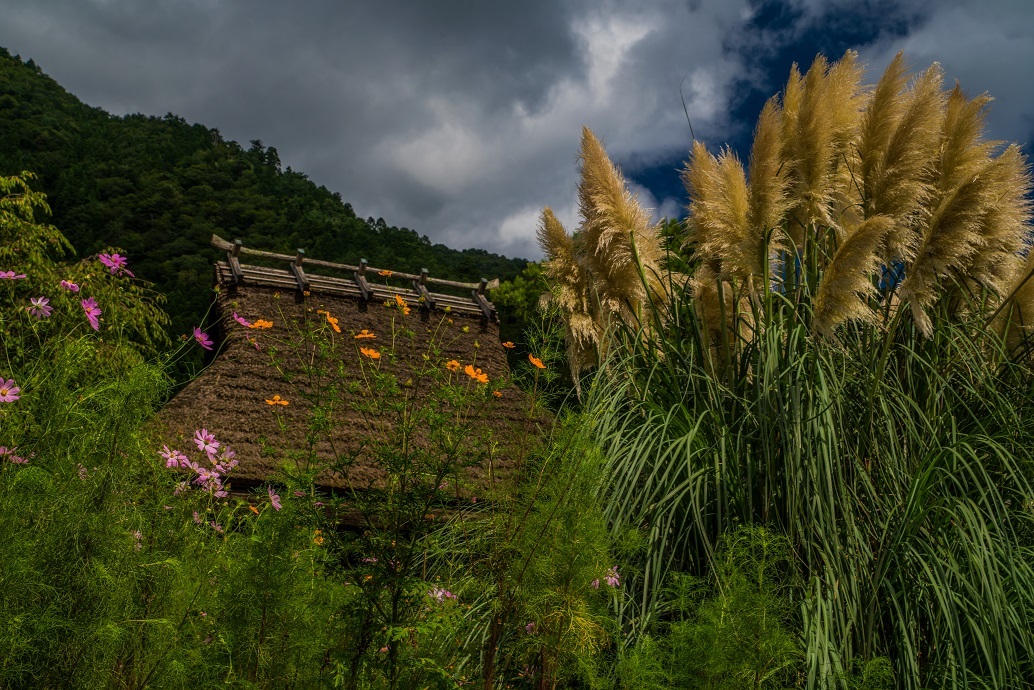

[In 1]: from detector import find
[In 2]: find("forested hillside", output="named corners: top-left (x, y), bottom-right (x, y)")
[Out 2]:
top-left (0, 47), bottom-right (527, 339)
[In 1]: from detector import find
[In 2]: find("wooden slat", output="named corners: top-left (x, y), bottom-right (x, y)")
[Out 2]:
top-left (215, 262), bottom-right (487, 316)
top-left (212, 234), bottom-right (499, 291)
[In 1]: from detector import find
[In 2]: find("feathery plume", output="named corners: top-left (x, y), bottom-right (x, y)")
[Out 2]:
top-left (965, 144), bottom-right (1032, 296)
top-left (576, 126), bottom-right (665, 322)
top-left (782, 52), bottom-right (864, 241)
top-left (868, 62), bottom-right (944, 224)
top-left (936, 85), bottom-right (994, 193)
top-left (814, 215), bottom-right (896, 336)
top-left (745, 96), bottom-right (789, 278)
top-left (858, 52), bottom-right (908, 203)
top-left (683, 141), bottom-right (749, 276)
top-left (538, 207), bottom-right (600, 387)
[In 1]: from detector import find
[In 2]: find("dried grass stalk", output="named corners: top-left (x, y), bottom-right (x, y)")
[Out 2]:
top-left (577, 126), bottom-right (664, 324)
top-left (683, 141), bottom-right (749, 278)
top-left (744, 96), bottom-right (789, 280)
top-left (783, 51), bottom-right (864, 241)
top-left (966, 144), bottom-right (1033, 296)
top-left (814, 215), bottom-right (895, 336)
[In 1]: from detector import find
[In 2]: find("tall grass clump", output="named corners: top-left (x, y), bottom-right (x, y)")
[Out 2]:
top-left (540, 52), bottom-right (1034, 688)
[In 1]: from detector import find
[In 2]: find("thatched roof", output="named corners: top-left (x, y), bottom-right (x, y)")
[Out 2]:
top-left (157, 241), bottom-right (547, 495)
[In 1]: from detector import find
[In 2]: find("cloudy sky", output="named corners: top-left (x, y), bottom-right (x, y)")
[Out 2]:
top-left (1, 0), bottom-right (1031, 260)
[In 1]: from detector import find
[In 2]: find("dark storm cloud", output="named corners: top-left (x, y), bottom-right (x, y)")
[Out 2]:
top-left (1, 0), bottom-right (1030, 260)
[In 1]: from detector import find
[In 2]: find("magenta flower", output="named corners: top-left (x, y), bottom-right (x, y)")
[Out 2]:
top-left (0, 446), bottom-right (27, 464)
top-left (232, 312), bottom-right (251, 327)
top-left (0, 379), bottom-right (19, 403)
top-left (81, 297), bottom-right (101, 331)
top-left (98, 253), bottom-right (134, 277)
top-left (604, 566), bottom-right (620, 588)
top-left (160, 445), bottom-right (188, 468)
top-left (591, 578), bottom-right (600, 590)
top-left (525, 622), bottom-right (536, 633)
top-left (193, 429), bottom-right (219, 457)
top-left (429, 586), bottom-right (457, 603)
top-left (0, 270), bottom-right (26, 280)
top-left (268, 485), bottom-right (282, 511)
top-left (193, 327), bottom-right (214, 351)
top-left (28, 297), bottom-right (53, 319)
top-left (60, 280), bottom-right (80, 292)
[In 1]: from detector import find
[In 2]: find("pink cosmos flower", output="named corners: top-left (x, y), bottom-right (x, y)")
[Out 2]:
top-left (525, 622), bottom-right (536, 633)
top-left (232, 312), bottom-right (251, 327)
top-left (193, 327), bottom-right (214, 351)
top-left (193, 429), bottom-right (219, 457)
top-left (81, 297), bottom-right (101, 331)
top-left (0, 446), bottom-right (27, 464)
top-left (0, 270), bottom-right (26, 280)
top-left (160, 445), bottom-right (187, 468)
top-left (0, 379), bottom-right (19, 403)
top-left (60, 280), bottom-right (80, 292)
top-left (604, 566), bottom-right (620, 588)
top-left (268, 486), bottom-right (282, 511)
top-left (214, 447), bottom-right (237, 473)
top-left (28, 297), bottom-right (53, 318)
top-left (429, 586), bottom-right (457, 603)
top-left (98, 253), bottom-right (134, 277)
top-left (591, 579), bottom-right (600, 590)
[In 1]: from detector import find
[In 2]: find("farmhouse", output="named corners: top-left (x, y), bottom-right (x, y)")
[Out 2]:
top-left (158, 235), bottom-right (546, 495)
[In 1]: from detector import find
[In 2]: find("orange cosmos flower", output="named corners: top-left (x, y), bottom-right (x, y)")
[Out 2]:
top-left (393, 293), bottom-right (411, 315)
top-left (250, 319), bottom-right (273, 329)
top-left (502, 341), bottom-right (516, 349)
top-left (360, 347), bottom-right (381, 360)
top-left (378, 270), bottom-right (392, 277)
top-left (464, 364), bottom-right (489, 384)
top-left (249, 504), bottom-right (260, 515)
top-left (265, 394), bottom-right (289, 406)
top-left (492, 390), bottom-right (502, 398)
top-left (313, 529), bottom-right (324, 545)
top-left (354, 329), bottom-right (376, 339)
top-left (528, 354), bottom-right (545, 369)
top-left (325, 313), bottom-right (341, 333)
top-left (446, 359), bottom-right (461, 371)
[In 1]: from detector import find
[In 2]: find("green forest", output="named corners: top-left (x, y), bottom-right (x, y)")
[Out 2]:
top-left (4, 46), bottom-right (1034, 689)
top-left (0, 47), bottom-right (528, 344)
